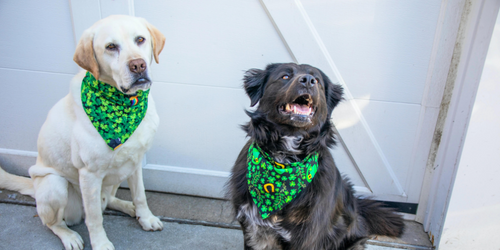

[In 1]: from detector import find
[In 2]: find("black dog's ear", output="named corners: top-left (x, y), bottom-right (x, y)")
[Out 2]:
top-left (319, 69), bottom-right (344, 115)
top-left (243, 68), bottom-right (268, 107)
top-left (244, 63), bottom-right (284, 107)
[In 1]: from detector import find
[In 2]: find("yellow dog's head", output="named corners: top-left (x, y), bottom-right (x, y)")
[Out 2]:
top-left (74, 15), bottom-right (165, 95)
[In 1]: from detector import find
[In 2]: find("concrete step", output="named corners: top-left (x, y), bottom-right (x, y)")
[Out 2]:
top-left (0, 188), bottom-right (433, 249)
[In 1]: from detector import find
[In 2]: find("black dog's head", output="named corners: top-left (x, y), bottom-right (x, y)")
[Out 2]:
top-left (244, 63), bottom-right (343, 130)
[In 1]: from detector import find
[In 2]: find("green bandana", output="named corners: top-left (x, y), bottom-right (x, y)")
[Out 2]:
top-left (247, 143), bottom-right (319, 219)
top-left (81, 72), bottom-right (149, 150)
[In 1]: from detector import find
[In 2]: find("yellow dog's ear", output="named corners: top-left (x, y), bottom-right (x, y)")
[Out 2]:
top-left (142, 20), bottom-right (166, 64)
top-left (73, 29), bottom-right (100, 80)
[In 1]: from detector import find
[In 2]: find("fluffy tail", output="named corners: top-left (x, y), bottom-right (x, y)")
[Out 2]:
top-left (0, 166), bottom-right (35, 198)
top-left (357, 198), bottom-right (405, 237)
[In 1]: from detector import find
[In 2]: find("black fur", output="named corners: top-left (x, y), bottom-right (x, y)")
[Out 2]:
top-left (227, 63), bottom-right (404, 250)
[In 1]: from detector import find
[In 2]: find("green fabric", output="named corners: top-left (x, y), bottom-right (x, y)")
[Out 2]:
top-left (81, 72), bottom-right (149, 150)
top-left (247, 143), bottom-right (319, 219)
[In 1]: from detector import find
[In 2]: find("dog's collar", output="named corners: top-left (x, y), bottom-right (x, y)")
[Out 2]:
top-left (247, 143), bottom-right (319, 219)
top-left (81, 71), bottom-right (150, 150)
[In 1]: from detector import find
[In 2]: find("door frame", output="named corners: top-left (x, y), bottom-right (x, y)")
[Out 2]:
top-left (415, 0), bottom-right (500, 246)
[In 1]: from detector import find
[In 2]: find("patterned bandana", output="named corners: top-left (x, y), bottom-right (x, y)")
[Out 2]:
top-left (81, 72), bottom-right (149, 150)
top-left (247, 143), bottom-right (319, 219)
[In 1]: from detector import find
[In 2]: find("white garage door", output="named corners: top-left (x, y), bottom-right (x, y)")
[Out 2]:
top-left (1, 0), bottom-right (448, 217)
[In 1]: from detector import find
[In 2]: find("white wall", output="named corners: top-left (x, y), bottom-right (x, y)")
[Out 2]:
top-left (439, 10), bottom-right (500, 250)
top-left (0, 0), bottom-right (78, 175)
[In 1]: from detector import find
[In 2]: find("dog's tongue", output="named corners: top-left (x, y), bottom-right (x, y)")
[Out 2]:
top-left (289, 104), bottom-right (312, 115)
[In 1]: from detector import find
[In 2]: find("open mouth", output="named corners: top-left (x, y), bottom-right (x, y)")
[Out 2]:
top-left (279, 94), bottom-right (316, 118)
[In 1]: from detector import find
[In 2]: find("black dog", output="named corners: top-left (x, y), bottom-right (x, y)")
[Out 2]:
top-left (227, 63), bottom-right (404, 250)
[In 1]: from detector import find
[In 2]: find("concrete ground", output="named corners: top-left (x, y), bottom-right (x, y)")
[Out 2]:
top-left (0, 189), bottom-right (433, 250)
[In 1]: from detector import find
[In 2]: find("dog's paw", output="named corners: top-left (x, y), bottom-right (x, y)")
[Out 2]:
top-left (61, 231), bottom-right (84, 250)
top-left (137, 214), bottom-right (164, 231)
top-left (120, 201), bottom-right (136, 217)
top-left (108, 197), bottom-right (136, 217)
top-left (93, 240), bottom-right (115, 250)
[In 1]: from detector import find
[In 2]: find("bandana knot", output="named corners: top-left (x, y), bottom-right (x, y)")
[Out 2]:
top-left (81, 72), bottom-right (149, 150)
top-left (247, 143), bottom-right (319, 219)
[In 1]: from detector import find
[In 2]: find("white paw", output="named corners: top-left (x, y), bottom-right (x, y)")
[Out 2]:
top-left (137, 214), bottom-right (164, 231)
top-left (108, 197), bottom-right (136, 217)
top-left (61, 231), bottom-right (84, 250)
top-left (121, 201), bottom-right (136, 217)
top-left (93, 239), bottom-right (115, 250)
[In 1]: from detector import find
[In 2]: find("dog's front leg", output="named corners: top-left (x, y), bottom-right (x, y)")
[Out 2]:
top-left (79, 168), bottom-right (114, 250)
top-left (127, 167), bottom-right (163, 231)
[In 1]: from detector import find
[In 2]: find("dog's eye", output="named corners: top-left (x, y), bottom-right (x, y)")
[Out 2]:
top-left (136, 37), bottom-right (146, 44)
top-left (282, 75), bottom-right (289, 80)
top-left (106, 44), bottom-right (118, 51)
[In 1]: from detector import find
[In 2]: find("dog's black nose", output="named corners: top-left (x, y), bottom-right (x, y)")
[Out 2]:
top-left (299, 75), bottom-right (316, 88)
top-left (129, 59), bottom-right (147, 74)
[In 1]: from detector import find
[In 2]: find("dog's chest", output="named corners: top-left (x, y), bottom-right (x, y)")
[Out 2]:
top-left (237, 203), bottom-right (291, 249)
top-left (270, 135), bottom-right (304, 164)
top-left (100, 112), bottom-right (158, 185)
top-left (71, 98), bottom-right (159, 186)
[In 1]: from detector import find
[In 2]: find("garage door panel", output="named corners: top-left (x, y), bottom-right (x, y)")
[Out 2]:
top-left (353, 100), bottom-right (421, 185)
top-left (146, 82), bottom-right (251, 172)
top-left (331, 142), bottom-right (370, 194)
top-left (0, 1), bottom-right (78, 74)
top-left (0, 69), bottom-right (74, 151)
top-left (135, 0), bottom-right (293, 88)
top-left (302, 0), bottom-right (442, 104)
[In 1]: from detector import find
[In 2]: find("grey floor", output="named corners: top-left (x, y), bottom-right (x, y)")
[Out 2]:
top-left (0, 203), bottom-right (243, 250)
top-left (0, 189), bottom-right (432, 250)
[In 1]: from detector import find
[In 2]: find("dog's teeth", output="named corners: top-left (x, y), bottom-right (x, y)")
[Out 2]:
top-left (293, 105), bottom-right (297, 114)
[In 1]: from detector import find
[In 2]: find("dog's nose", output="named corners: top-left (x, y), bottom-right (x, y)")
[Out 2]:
top-left (129, 59), bottom-right (147, 74)
top-left (299, 75), bottom-right (316, 88)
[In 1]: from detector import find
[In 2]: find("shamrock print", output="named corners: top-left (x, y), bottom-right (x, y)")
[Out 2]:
top-left (247, 143), bottom-right (319, 219)
top-left (81, 72), bottom-right (149, 150)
